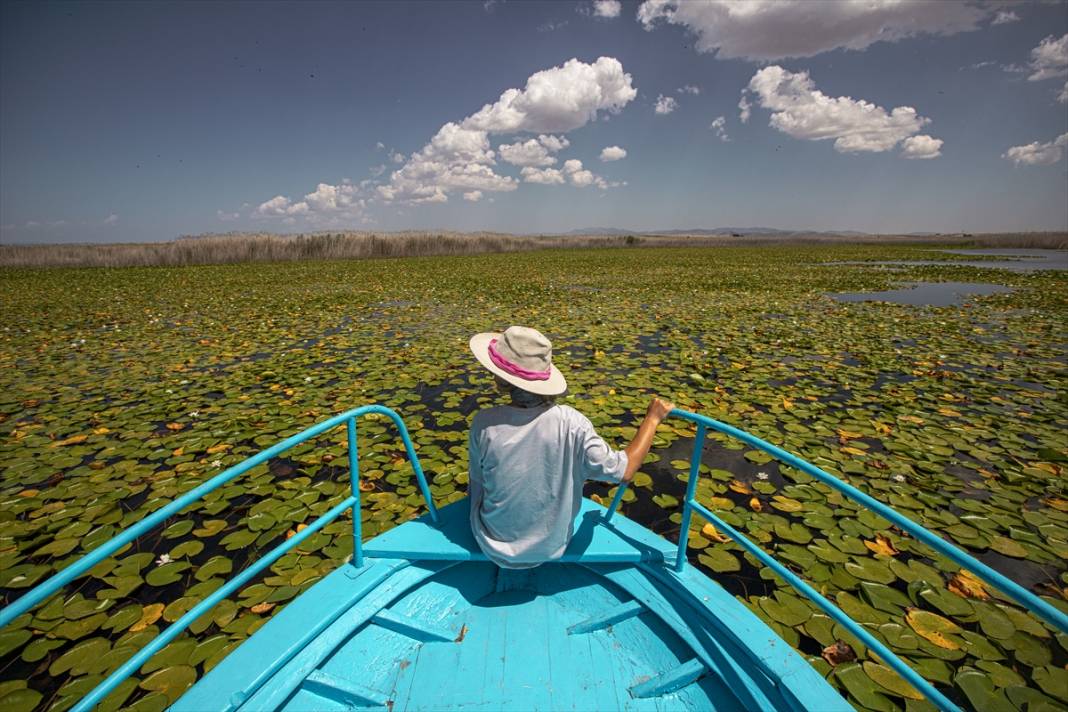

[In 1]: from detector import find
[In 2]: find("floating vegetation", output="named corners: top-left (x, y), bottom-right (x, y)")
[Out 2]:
top-left (1, 244), bottom-right (1066, 711)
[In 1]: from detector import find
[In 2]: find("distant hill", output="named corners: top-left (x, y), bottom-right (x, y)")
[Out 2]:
top-left (564, 226), bottom-right (867, 236)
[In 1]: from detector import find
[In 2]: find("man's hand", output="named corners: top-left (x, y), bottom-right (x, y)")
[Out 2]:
top-left (646, 397), bottom-right (675, 424)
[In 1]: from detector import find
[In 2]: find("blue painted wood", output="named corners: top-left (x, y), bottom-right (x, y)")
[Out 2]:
top-left (629, 658), bottom-right (706, 699)
top-left (363, 498), bottom-right (678, 564)
top-left (238, 562), bottom-right (454, 711)
top-left (303, 670), bottom-right (390, 707)
top-left (371, 609), bottom-right (457, 643)
top-left (568, 599), bottom-right (645, 634)
top-left (175, 498), bottom-right (850, 712)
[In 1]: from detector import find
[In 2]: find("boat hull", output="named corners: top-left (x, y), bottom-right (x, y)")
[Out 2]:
top-left (175, 499), bottom-right (849, 711)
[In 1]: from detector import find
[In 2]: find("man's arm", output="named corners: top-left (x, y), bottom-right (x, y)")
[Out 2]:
top-left (621, 397), bottom-right (674, 483)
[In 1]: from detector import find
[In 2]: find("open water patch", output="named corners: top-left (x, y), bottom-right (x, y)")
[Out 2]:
top-left (829, 281), bottom-right (1014, 307)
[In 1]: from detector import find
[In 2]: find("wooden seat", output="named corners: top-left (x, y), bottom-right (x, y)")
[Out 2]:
top-left (362, 498), bottom-right (679, 565)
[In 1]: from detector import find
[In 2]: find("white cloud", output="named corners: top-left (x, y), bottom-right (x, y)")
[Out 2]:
top-left (901, 134), bottom-right (943, 160)
top-left (216, 209), bottom-right (240, 221)
top-left (498, 134), bottom-right (570, 166)
top-left (678, 84), bottom-right (700, 95)
top-left (375, 141), bottom-right (386, 150)
top-left (463, 56), bottom-right (636, 134)
top-left (992, 10), bottom-right (1019, 26)
top-left (738, 94), bottom-right (751, 123)
top-left (637, 0), bottom-right (989, 61)
top-left (521, 166), bottom-right (566, 184)
top-left (1002, 133), bottom-right (1068, 166)
top-left (1028, 34), bottom-right (1068, 82)
top-left (710, 116), bottom-right (729, 142)
top-left (537, 20), bottom-right (568, 32)
top-left (104, 214), bottom-right (119, 226)
top-left (654, 95), bottom-right (678, 115)
top-left (256, 182), bottom-right (367, 223)
top-left (600, 145), bottom-right (627, 161)
top-left (592, 0), bottom-right (622, 19)
top-left (463, 190), bottom-right (484, 202)
top-left (378, 57), bottom-right (635, 203)
top-left (390, 151), bottom-right (406, 164)
top-left (1058, 81), bottom-right (1068, 104)
top-left (562, 159), bottom-right (609, 189)
top-left (742, 66), bottom-right (940, 156)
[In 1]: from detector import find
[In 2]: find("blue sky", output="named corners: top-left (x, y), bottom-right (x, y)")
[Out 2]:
top-left (1, 0), bottom-right (1066, 244)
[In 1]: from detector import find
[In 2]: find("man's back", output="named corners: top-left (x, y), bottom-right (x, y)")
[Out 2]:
top-left (467, 403), bottom-right (628, 568)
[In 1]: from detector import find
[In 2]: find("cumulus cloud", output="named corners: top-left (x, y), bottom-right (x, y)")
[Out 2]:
top-left (1028, 34), bottom-right (1068, 82)
top-left (379, 56), bottom-right (635, 203)
top-left (390, 151), bottom-right (406, 164)
top-left (710, 116), bottom-right (729, 142)
top-left (562, 159), bottom-right (609, 189)
top-left (256, 181), bottom-right (368, 224)
top-left (600, 145), bottom-right (627, 161)
top-left (741, 66), bottom-right (941, 157)
top-left (521, 166), bottom-right (566, 184)
top-left (637, 0), bottom-right (989, 61)
top-left (104, 214), bottom-right (119, 226)
top-left (592, 0), bottom-right (621, 19)
top-left (654, 95), bottom-right (678, 115)
top-left (463, 190), bottom-right (484, 202)
top-left (1002, 133), bottom-right (1068, 166)
top-left (216, 209), bottom-right (240, 221)
top-left (1058, 81), bottom-right (1068, 104)
top-left (900, 135), bottom-right (943, 160)
top-left (991, 10), bottom-right (1019, 26)
top-left (498, 134), bottom-right (570, 166)
top-left (678, 84), bottom-right (700, 95)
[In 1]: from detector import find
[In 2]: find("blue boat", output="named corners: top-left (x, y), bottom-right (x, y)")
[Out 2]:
top-left (1, 405), bottom-right (1065, 711)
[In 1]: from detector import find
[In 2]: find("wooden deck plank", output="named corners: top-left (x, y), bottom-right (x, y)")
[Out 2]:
top-left (246, 562), bottom-right (452, 711)
top-left (629, 658), bottom-right (706, 698)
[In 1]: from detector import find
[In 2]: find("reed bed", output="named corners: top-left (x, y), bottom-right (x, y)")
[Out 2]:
top-left (1, 230), bottom-right (1064, 269)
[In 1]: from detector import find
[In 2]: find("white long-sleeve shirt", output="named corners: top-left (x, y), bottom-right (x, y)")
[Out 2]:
top-left (468, 403), bottom-right (629, 569)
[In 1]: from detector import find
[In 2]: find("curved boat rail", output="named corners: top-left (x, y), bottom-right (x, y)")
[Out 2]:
top-left (603, 408), bottom-right (1068, 712)
top-left (0, 404), bottom-right (436, 712)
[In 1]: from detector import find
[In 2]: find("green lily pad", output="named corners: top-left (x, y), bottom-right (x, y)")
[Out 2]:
top-left (863, 661), bottom-right (924, 700)
top-left (49, 637), bottom-right (111, 676)
top-left (146, 561), bottom-right (191, 586)
top-left (845, 557), bottom-right (895, 584)
top-left (139, 665), bottom-right (197, 702)
top-left (1032, 665), bottom-right (1068, 703)
top-left (954, 669), bottom-right (1010, 710)
top-left (989, 536), bottom-right (1028, 558)
top-left (0, 687), bottom-right (43, 712)
top-left (835, 662), bottom-right (895, 711)
top-left (195, 555), bottom-right (233, 581)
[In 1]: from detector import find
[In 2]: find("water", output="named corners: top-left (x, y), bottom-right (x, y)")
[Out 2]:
top-left (825, 248), bottom-right (1067, 273)
top-left (829, 281), bottom-right (1014, 306)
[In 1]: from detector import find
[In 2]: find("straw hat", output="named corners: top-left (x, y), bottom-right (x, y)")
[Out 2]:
top-left (469, 326), bottom-right (567, 396)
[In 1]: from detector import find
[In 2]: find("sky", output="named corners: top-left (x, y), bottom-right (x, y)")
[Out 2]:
top-left (1, 0), bottom-right (1067, 244)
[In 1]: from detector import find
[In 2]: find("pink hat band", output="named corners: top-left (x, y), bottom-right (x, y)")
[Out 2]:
top-left (487, 338), bottom-right (552, 381)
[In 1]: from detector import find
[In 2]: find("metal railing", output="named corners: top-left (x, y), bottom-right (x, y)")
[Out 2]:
top-left (603, 408), bottom-right (1068, 712)
top-left (0, 404), bottom-right (435, 712)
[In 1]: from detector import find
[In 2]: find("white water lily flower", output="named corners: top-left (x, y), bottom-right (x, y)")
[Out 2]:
top-left (165, 389), bottom-right (173, 394)
top-left (756, 471), bottom-right (769, 481)
top-left (304, 376), bottom-right (313, 382)
top-left (211, 459), bottom-right (223, 468)
top-left (156, 553), bottom-right (172, 566)
top-left (189, 411), bottom-right (199, 418)
top-left (892, 474), bottom-right (906, 483)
